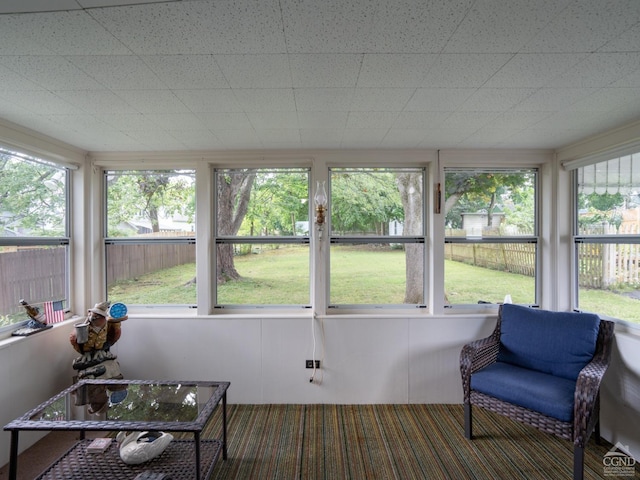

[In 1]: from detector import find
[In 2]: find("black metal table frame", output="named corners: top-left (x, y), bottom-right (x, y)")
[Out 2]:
top-left (4, 379), bottom-right (229, 480)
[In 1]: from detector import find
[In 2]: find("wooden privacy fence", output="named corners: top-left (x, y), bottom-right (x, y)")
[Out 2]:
top-left (0, 243), bottom-right (195, 316)
top-left (446, 223), bottom-right (640, 288)
top-left (445, 242), bottom-right (536, 277)
top-left (0, 247), bottom-right (66, 316)
top-left (105, 243), bottom-right (195, 284)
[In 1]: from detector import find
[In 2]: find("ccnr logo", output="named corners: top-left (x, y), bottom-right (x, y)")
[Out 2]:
top-left (603, 442), bottom-right (636, 477)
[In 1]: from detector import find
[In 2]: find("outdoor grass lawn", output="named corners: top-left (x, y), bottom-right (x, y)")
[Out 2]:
top-left (108, 246), bottom-right (640, 324)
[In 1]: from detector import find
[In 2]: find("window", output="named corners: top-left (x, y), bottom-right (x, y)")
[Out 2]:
top-left (214, 168), bottom-right (310, 308)
top-left (105, 170), bottom-right (196, 306)
top-left (574, 153), bottom-right (640, 325)
top-left (0, 148), bottom-right (69, 330)
top-left (444, 168), bottom-right (538, 307)
top-left (328, 167), bottom-right (425, 308)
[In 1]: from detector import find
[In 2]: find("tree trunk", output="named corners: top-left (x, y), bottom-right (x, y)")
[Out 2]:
top-left (396, 172), bottom-right (424, 304)
top-left (216, 171), bottom-right (256, 283)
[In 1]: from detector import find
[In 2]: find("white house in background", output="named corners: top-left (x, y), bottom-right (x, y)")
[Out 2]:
top-left (462, 212), bottom-right (504, 237)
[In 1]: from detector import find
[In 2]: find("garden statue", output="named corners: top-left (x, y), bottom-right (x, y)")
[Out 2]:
top-left (69, 301), bottom-right (128, 413)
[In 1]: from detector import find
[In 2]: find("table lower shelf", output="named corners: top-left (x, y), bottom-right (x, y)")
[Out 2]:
top-left (35, 438), bottom-right (222, 480)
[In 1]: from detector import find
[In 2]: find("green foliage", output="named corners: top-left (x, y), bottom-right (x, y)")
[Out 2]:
top-left (0, 152), bottom-right (66, 236)
top-left (577, 192), bottom-right (625, 229)
top-left (106, 170), bottom-right (195, 236)
top-left (239, 170), bottom-right (309, 236)
top-left (445, 171), bottom-right (535, 231)
top-left (331, 170), bottom-right (403, 234)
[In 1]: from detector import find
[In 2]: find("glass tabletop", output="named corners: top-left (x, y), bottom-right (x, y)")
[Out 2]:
top-left (5, 379), bottom-right (229, 432)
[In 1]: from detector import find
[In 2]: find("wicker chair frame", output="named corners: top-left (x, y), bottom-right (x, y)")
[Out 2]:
top-left (460, 305), bottom-right (614, 480)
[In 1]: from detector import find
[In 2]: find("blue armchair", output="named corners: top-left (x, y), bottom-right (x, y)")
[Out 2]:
top-left (460, 304), bottom-right (614, 480)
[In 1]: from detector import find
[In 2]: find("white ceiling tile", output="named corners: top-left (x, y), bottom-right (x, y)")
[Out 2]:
top-left (484, 53), bottom-right (589, 88)
top-left (482, 111), bottom-right (553, 130)
top-left (281, 0), bottom-right (378, 53)
top-left (141, 55), bottom-right (229, 89)
top-left (67, 56), bottom-right (167, 90)
top-left (341, 129), bottom-right (387, 145)
top-left (421, 54), bottom-right (512, 87)
top-left (248, 112), bottom-right (299, 129)
top-left (346, 112), bottom-right (398, 129)
top-left (90, 1), bottom-right (286, 55)
top-left (370, 0), bottom-right (473, 52)
top-left (350, 89), bottom-right (414, 111)
top-left (297, 111), bottom-right (348, 129)
top-left (357, 54), bottom-right (437, 88)
top-left (294, 88), bottom-right (354, 112)
top-left (564, 88), bottom-right (640, 112)
top-left (289, 54), bottom-right (362, 88)
top-left (522, 0), bottom-right (640, 53)
top-left (215, 129), bottom-right (263, 148)
top-left (142, 113), bottom-right (204, 131)
top-left (512, 88), bottom-right (599, 111)
top-left (196, 112), bottom-right (252, 130)
top-left (393, 111), bottom-right (446, 129)
top-left (0, 1), bottom-right (638, 152)
top-left (599, 24), bottom-right (640, 52)
top-left (94, 113), bottom-right (166, 132)
top-left (216, 55), bottom-right (291, 89)
top-left (458, 88), bottom-right (537, 112)
top-left (53, 90), bottom-right (138, 114)
top-left (0, 17), bottom-right (54, 55)
top-left (13, 11), bottom-right (130, 55)
top-left (0, 0), bottom-right (80, 14)
top-left (300, 129), bottom-right (344, 146)
top-left (113, 90), bottom-right (189, 114)
top-left (0, 65), bottom-right (44, 90)
top-left (444, 0), bottom-right (572, 53)
top-left (173, 90), bottom-right (241, 113)
top-left (124, 130), bottom-right (186, 150)
top-left (169, 130), bottom-right (223, 150)
top-left (0, 55), bottom-right (104, 90)
top-left (404, 88), bottom-right (475, 111)
top-left (233, 89), bottom-right (296, 112)
top-left (0, 90), bottom-right (83, 114)
top-left (381, 129), bottom-right (427, 147)
top-left (255, 129), bottom-right (301, 143)
top-left (440, 111), bottom-right (498, 131)
top-left (548, 53), bottom-right (640, 88)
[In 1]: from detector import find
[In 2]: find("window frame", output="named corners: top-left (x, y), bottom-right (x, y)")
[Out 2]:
top-left (103, 168), bottom-right (197, 312)
top-left (572, 154), bottom-right (640, 328)
top-left (443, 167), bottom-right (540, 311)
top-left (212, 166), bottom-right (312, 311)
top-left (0, 148), bottom-right (71, 333)
top-left (326, 166), bottom-right (428, 311)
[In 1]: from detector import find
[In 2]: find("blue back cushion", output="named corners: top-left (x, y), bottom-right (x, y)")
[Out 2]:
top-left (497, 304), bottom-right (600, 381)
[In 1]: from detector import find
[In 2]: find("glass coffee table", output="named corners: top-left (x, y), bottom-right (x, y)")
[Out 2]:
top-left (4, 379), bottom-right (229, 480)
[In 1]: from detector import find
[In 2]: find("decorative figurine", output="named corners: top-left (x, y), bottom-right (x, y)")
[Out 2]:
top-left (69, 301), bottom-right (128, 413)
top-left (19, 299), bottom-right (48, 328)
top-left (116, 431), bottom-right (174, 465)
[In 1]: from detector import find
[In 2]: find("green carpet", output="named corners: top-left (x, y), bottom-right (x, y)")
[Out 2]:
top-left (196, 404), bottom-right (635, 480)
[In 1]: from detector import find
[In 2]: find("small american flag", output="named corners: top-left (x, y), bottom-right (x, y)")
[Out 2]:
top-left (44, 300), bottom-right (65, 324)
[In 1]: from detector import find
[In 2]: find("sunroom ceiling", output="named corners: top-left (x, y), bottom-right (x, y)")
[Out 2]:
top-left (0, 0), bottom-right (639, 153)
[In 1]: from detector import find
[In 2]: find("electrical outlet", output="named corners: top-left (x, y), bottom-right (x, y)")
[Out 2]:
top-left (306, 360), bottom-right (320, 369)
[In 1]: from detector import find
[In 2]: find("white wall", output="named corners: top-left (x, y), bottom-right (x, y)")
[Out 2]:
top-left (1, 314), bottom-right (638, 470)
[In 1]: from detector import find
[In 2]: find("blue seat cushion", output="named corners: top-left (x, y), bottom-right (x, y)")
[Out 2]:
top-left (471, 362), bottom-right (576, 422)
top-left (497, 304), bottom-right (600, 381)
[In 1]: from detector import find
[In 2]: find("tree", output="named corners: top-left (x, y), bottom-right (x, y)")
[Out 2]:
top-left (107, 171), bottom-right (195, 237)
top-left (0, 153), bottom-right (66, 236)
top-left (396, 172), bottom-right (423, 303)
top-left (217, 170), bottom-right (256, 283)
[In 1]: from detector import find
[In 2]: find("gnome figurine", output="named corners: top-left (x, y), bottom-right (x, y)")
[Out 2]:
top-left (70, 301), bottom-right (123, 371)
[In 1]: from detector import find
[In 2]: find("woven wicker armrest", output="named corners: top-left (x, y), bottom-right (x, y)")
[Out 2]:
top-left (573, 356), bottom-right (611, 446)
top-left (460, 334), bottom-right (500, 401)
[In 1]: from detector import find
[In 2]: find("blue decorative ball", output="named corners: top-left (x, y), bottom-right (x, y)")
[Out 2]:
top-left (109, 302), bottom-right (127, 319)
